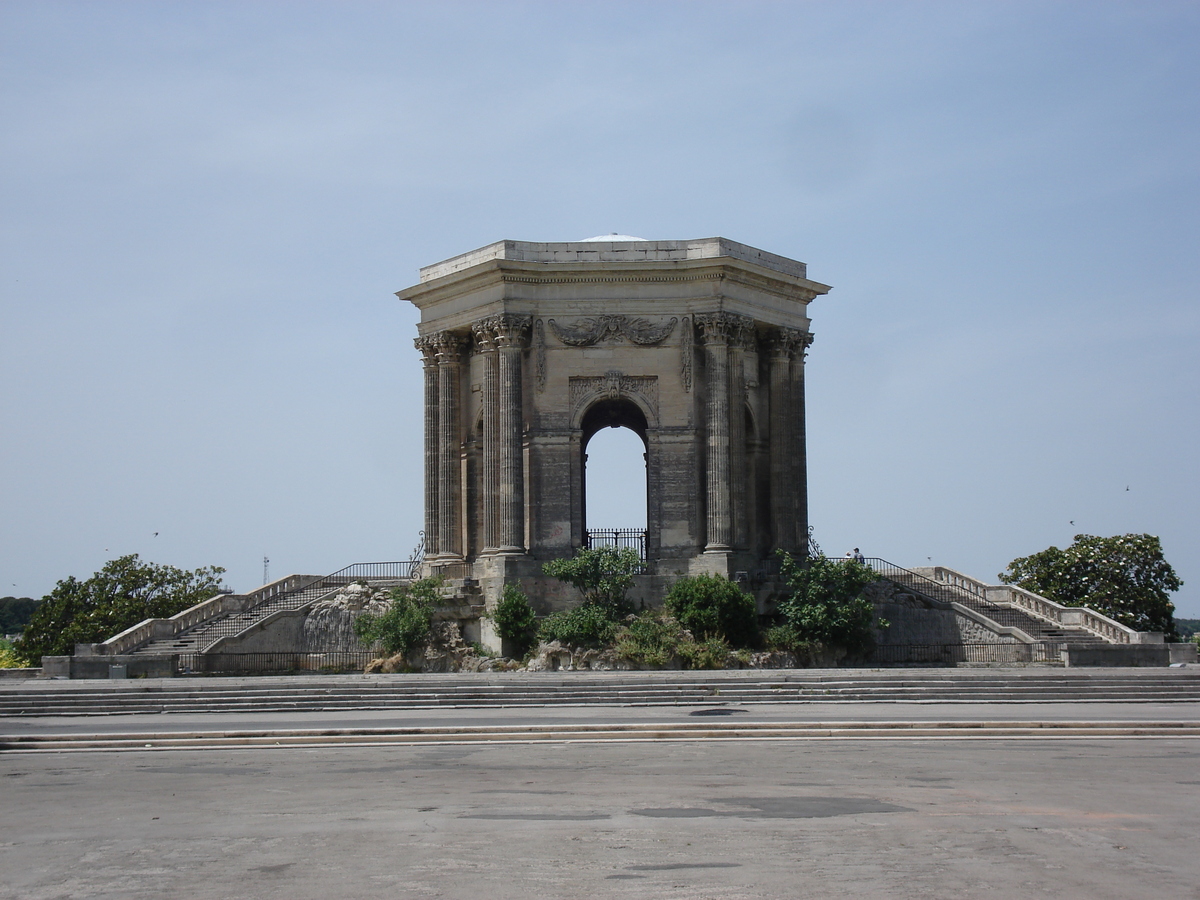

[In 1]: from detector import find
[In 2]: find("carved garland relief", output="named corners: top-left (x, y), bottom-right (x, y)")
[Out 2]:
top-left (547, 315), bottom-right (677, 347)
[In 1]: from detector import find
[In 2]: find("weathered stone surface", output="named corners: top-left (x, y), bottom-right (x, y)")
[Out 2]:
top-left (300, 583), bottom-right (389, 653)
top-left (398, 237), bottom-right (830, 649)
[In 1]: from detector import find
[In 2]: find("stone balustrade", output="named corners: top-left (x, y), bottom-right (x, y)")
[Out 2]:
top-left (95, 574), bottom-right (323, 655)
top-left (920, 566), bottom-right (1142, 644)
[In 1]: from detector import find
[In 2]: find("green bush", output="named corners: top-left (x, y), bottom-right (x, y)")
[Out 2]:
top-left (762, 623), bottom-right (820, 657)
top-left (665, 574), bottom-right (759, 648)
top-left (776, 552), bottom-right (884, 656)
top-left (614, 610), bottom-right (689, 667)
top-left (353, 577), bottom-right (443, 656)
top-left (542, 546), bottom-right (643, 617)
top-left (679, 636), bottom-right (731, 670)
top-left (537, 604), bottom-right (619, 649)
top-left (613, 611), bottom-right (733, 669)
top-left (489, 584), bottom-right (538, 657)
top-left (0, 643), bottom-right (26, 669)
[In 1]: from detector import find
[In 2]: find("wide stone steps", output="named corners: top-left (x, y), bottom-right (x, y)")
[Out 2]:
top-left (129, 595), bottom-right (323, 655)
top-left (884, 571), bottom-right (1109, 644)
top-left (3, 672), bottom-right (1199, 717)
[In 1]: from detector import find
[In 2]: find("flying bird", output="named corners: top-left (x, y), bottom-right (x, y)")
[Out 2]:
top-left (153, 532), bottom-right (159, 537)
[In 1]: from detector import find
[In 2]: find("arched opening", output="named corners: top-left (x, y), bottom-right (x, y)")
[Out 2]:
top-left (580, 399), bottom-right (648, 558)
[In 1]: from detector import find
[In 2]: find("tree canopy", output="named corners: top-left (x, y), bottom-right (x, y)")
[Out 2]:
top-left (999, 533), bottom-right (1182, 635)
top-left (0, 597), bottom-right (41, 634)
top-left (15, 555), bottom-right (226, 663)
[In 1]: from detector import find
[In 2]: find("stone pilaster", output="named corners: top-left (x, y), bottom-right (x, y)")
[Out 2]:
top-left (415, 336), bottom-right (440, 558)
top-left (494, 315), bottom-right (531, 554)
top-left (434, 332), bottom-right (465, 559)
top-left (472, 321), bottom-right (500, 552)
top-left (697, 314), bottom-right (734, 552)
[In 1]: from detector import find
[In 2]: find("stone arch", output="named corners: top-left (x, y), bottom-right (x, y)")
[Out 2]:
top-left (579, 397), bottom-right (650, 541)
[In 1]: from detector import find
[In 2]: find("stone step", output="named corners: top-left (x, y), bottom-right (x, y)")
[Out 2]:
top-left (4, 673), bottom-right (1199, 716)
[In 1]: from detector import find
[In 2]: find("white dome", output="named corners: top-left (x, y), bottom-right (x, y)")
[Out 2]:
top-left (578, 233), bottom-right (648, 242)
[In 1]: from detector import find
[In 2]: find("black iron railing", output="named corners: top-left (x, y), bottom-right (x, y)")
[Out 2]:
top-left (179, 651), bottom-right (377, 675)
top-left (585, 528), bottom-right (647, 560)
top-left (870, 642), bottom-right (1064, 665)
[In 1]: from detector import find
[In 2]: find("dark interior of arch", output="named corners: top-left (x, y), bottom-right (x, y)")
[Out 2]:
top-left (581, 399), bottom-right (649, 448)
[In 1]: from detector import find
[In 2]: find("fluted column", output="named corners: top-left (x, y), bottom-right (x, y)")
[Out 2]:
top-left (767, 328), bottom-right (798, 553)
top-left (434, 332), bottom-right (464, 559)
top-left (791, 333), bottom-right (814, 552)
top-left (494, 315), bottom-right (531, 554)
top-left (697, 315), bottom-right (733, 552)
top-left (729, 319), bottom-right (752, 551)
top-left (415, 337), bottom-right (441, 558)
top-left (472, 320), bottom-right (500, 552)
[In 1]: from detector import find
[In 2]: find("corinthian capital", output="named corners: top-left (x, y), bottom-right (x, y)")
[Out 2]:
top-left (493, 314), bottom-right (532, 349)
top-left (766, 327), bottom-right (810, 358)
top-left (414, 335), bottom-right (441, 366)
top-left (431, 331), bottom-right (466, 364)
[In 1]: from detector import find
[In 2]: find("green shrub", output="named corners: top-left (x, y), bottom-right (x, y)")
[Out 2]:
top-left (489, 584), bottom-right (538, 657)
top-left (353, 577), bottom-right (443, 656)
top-left (537, 604), bottom-right (619, 649)
top-left (615, 610), bottom-right (690, 667)
top-left (679, 635), bottom-right (731, 670)
top-left (665, 574), bottom-right (759, 648)
top-left (0, 645), bottom-right (26, 669)
top-left (763, 623), bottom-right (820, 656)
top-left (542, 547), bottom-right (643, 617)
top-left (776, 553), bottom-right (884, 656)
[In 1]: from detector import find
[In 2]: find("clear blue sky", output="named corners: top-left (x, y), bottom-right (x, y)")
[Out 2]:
top-left (2, 1), bottom-right (1197, 617)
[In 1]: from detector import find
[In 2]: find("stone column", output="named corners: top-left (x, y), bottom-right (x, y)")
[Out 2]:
top-left (697, 315), bottom-right (733, 552)
top-left (415, 337), bottom-right (441, 558)
top-left (494, 315), bottom-right (531, 554)
top-left (791, 333), bottom-right (813, 553)
top-left (767, 328), bottom-right (798, 554)
top-left (472, 320), bottom-right (500, 553)
top-left (434, 332), bottom-right (464, 559)
top-left (729, 319), bottom-right (752, 551)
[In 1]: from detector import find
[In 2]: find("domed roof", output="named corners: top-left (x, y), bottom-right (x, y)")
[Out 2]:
top-left (578, 233), bottom-right (647, 242)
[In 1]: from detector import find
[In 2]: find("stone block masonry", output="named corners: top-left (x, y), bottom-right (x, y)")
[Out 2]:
top-left (397, 237), bottom-right (830, 647)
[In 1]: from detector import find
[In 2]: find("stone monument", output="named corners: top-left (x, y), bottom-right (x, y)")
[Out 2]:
top-left (397, 236), bottom-right (830, 645)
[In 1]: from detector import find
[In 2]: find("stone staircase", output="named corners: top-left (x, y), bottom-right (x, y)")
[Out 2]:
top-left (121, 563), bottom-right (418, 656)
top-left (870, 560), bottom-right (1119, 646)
top-left (3, 670), bottom-right (1199, 717)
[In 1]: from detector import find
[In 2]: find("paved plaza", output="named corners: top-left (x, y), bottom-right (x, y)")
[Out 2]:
top-left (2, 699), bottom-right (1199, 899)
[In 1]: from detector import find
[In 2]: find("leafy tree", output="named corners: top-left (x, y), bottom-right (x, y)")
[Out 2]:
top-left (542, 546), bottom-right (643, 617)
top-left (665, 574), bottom-right (759, 648)
top-left (353, 577), bottom-right (443, 656)
top-left (999, 533), bottom-right (1182, 635)
top-left (15, 555), bottom-right (226, 663)
top-left (488, 584), bottom-right (538, 657)
top-left (776, 552), bottom-right (884, 656)
top-left (0, 597), bottom-right (41, 634)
